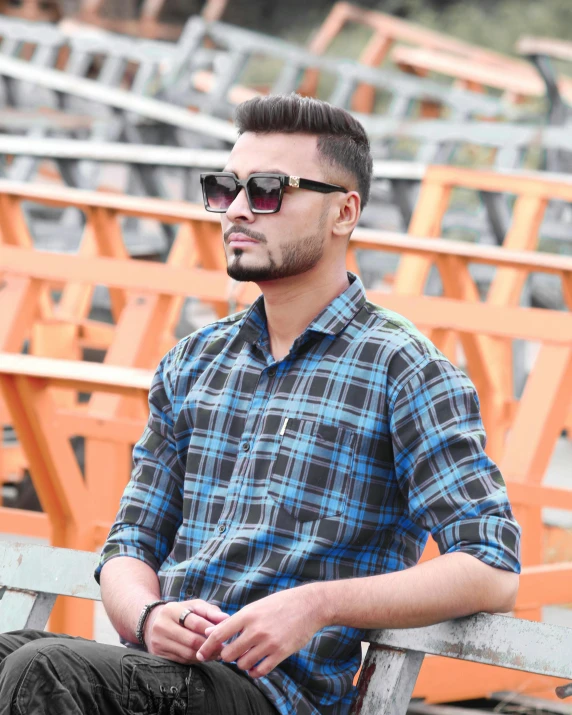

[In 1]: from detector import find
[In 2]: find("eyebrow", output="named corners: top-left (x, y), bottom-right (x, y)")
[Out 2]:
top-left (222, 168), bottom-right (290, 177)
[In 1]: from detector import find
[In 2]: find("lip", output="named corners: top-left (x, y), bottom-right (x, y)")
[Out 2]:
top-left (227, 234), bottom-right (259, 246)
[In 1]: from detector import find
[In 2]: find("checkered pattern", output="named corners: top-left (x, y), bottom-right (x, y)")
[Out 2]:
top-left (96, 274), bottom-right (521, 715)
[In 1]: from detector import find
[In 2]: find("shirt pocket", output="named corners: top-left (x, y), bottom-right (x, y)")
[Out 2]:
top-left (268, 418), bottom-right (356, 522)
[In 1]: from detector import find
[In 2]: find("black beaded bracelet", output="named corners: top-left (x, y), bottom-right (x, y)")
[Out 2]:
top-left (135, 600), bottom-right (167, 648)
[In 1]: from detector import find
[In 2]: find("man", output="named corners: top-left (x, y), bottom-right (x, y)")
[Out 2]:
top-left (0, 94), bottom-right (520, 715)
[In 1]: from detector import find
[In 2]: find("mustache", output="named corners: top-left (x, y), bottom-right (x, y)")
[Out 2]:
top-left (224, 225), bottom-right (267, 244)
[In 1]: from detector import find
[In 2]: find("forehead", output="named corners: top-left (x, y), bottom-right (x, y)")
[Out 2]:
top-left (225, 132), bottom-right (322, 177)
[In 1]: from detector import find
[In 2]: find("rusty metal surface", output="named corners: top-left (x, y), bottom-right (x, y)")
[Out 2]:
top-left (352, 646), bottom-right (424, 715)
top-left (368, 613), bottom-right (572, 680)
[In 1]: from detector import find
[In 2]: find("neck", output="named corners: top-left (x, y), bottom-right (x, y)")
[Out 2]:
top-left (257, 264), bottom-right (350, 361)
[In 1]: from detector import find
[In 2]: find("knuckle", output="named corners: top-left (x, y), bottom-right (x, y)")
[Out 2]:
top-left (189, 634), bottom-right (206, 651)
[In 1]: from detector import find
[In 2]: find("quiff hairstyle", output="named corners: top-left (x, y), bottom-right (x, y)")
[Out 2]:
top-left (234, 94), bottom-right (373, 209)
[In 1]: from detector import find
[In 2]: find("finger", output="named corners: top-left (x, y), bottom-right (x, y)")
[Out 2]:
top-left (185, 600), bottom-right (231, 625)
top-left (154, 644), bottom-right (198, 664)
top-left (220, 631), bottom-right (258, 664)
top-left (181, 613), bottom-right (220, 637)
top-left (247, 649), bottom-right (287, 679)
top-left (151, 615), bottom-right (208, 653)
top-left (196, 616), bottom-right (243, 662)
top-left (206, 609), bottom-right (231, 624)
top-left (235, 644), bottom-right (268, 673)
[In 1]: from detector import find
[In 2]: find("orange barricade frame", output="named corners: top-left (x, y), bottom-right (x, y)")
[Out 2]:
top-left (306, 2), bottom-right (546, 108)
top-left (0, 180), bottom-right (571, 701)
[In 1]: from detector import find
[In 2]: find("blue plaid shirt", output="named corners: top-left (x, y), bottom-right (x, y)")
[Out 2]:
top-left (97, 273), bottom-right (521, 715)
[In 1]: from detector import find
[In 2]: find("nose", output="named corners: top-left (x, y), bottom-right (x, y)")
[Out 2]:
top-left (225, 185), bottom-right (254, 223)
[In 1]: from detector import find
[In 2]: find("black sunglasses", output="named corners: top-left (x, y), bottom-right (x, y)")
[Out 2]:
top-left (200, 172), bottom-right (348, 214)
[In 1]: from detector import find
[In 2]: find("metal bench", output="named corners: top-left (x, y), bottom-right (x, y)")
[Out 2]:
top-left (165, 17), bottom-right (506, 122)
top-left (1, 541), bottom-right (571, 714)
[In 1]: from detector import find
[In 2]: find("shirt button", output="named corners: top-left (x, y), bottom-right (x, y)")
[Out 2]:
top-left (217, 524), bottom-right (226, 534)
top-left (242, 442), bottom-right (250, 452)
top-left (268, 368), bottom-right (276, 377)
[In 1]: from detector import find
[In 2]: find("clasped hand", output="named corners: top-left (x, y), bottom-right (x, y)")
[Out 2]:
top-left (196, 586), bottom-right (324, 679)
top-left (144, 599), bottom-right (230, 664)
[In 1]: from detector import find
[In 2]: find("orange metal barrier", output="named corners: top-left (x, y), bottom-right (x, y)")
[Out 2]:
top-left (0, 183), bottom-right (571, 701)
top-left (309, 2), bottom-right (522, 68)
top-left (393, 165), bottom-right (572, 453)
top-left (389, 44), bottom-right (572, 104)
top-left (0, 0), bottom-right (60, 21)
top-left (1, 268), bottom-right (572, 698)
top-left (77, 0), bottom-right (228, 39)
top-left (0, 353), bottom-right (152, 640)
top-left (0, 181), bottom-right (228, 513)
top-left (305, 2), bottom-right (542, 108)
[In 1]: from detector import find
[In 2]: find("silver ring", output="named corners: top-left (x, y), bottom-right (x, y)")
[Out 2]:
top-left (178, 608), bottom-right (194, 627)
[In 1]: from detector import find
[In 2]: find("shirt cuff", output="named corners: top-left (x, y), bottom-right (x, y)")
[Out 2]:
top-left (432, 514), bottom-right (521, 574)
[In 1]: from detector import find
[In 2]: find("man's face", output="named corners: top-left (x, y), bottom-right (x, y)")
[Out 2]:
top-left (220, 132), bottom-right (337, 283)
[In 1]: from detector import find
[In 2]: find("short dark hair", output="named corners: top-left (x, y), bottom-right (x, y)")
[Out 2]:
top-left (234, 94), bottom-right (373, 209)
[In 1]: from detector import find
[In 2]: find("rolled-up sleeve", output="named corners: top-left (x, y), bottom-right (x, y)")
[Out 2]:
top-left (95, 348), bottom-right (185, 582)
top-left (389, 358), bottom-right (521, 574)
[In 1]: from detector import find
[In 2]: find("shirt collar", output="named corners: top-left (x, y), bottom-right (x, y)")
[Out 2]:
top-left (237, 272), bottom-right (366, 346)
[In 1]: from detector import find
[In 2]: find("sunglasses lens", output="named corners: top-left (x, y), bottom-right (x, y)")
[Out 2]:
top-left (203, 175), bottom-right (238, 210)
top-left (248, 177), bottom-right (282, 212)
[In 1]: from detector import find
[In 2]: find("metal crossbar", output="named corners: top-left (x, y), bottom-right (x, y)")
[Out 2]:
top-left (308, 2), bottom-right (570, 111)
top-left (163, 17), bottom-right (505, 121)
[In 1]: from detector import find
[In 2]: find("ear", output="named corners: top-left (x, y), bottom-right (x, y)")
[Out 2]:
top-left (331, 191), bottom-right (361, 239)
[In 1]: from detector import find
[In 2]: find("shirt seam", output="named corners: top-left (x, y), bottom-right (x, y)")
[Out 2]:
top-left (388, 356), bottom-right (459, 416)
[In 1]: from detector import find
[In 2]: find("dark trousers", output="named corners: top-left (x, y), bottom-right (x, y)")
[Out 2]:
top-left (0, 630), bottom-right (278, 715)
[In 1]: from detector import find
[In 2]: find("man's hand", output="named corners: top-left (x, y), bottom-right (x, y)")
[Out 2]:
top-left (196, 585), bottom-right (325, 678)
top-left (145, 599), bottom-right (230, 664)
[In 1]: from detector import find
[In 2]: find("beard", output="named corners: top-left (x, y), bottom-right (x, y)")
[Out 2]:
top-left (225, 212), bottom-right (327, 283)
